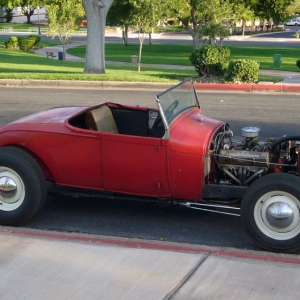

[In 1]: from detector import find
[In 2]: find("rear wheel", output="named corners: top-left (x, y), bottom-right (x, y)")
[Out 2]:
top-left (241, 173), bottom-right (300, 253)
top-left (0, 147), bottom-right (46, 226)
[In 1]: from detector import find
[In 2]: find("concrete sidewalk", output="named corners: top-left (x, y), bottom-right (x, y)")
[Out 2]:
top-left (1, 227), bottom-right (300, 300)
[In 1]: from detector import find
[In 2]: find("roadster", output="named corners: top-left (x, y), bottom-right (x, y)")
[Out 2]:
top-left (0, 78), bottom-right (299, 253)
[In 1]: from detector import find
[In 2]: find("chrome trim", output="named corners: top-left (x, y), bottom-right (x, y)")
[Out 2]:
top-left (156, 96), bottom-right (170, 140)
top-left (183, 202), bottom-right (240, 217)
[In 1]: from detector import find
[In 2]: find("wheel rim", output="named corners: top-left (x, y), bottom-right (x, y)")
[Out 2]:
top-left (254, 191), bottom-right (300, 240)
top-left (0, 167), bottom-right (25, 211)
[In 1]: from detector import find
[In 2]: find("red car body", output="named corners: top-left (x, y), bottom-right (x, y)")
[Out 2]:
top-left (0, 104), bottom-right (223, 200)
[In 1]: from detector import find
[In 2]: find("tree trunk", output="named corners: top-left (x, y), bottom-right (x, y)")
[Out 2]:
top-left (82, 0), bottom-right (113, 74)
top-left (122, 26), bottom-right (129, 46)
top-left (26, 14), bottom-right (31, 24)
top-left (148, 32), bottom-right (152, 45)
top-left (124, 25), bottom-right (129, 46)
top-left (188, 9), bottom-right (206, 51)
top-left (138, 32), bottom-right (146, 72)
top-left (190, 30), bottom-right (200, 51)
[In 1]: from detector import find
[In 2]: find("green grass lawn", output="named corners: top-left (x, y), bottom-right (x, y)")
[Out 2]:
top-left (230, 46), bottom-right (300, 71)
top-left (70, 44), bottom-right (194, 66)
top-left (1, 36), bottom-right (297, 82)
top-left (0, 42), bottom-right (194, 82)
top-left (0, 22), bottom-right (45, 32)
top-left (68, 43), bottom-right (300, 72)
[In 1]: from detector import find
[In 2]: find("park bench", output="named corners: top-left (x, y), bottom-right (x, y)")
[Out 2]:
top-left (28, 27), bottom-right (47, 33)
top-left (1, 27), bottom-right (13, 32)
top-left (28, 27), bottom-right (38, 32)
top-left (46, 51), bottom-right (56, 59)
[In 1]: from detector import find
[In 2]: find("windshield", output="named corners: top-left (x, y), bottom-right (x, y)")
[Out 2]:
top-left (156, 78), bottom-right (200, 138)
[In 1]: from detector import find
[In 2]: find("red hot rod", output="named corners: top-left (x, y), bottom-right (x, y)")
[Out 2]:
top-left (0, 78), bottom-right (299, 253)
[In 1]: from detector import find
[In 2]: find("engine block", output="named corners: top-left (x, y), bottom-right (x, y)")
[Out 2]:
top-left (217, 150), bottom-right (269, 166)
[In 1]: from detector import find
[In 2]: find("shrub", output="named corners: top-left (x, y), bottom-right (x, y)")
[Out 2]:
top-left (28, 35), bottom-right (41, 46)
top-left (4, 36), bottom-right (19, 49)
top-left (225, 60), bottom-right (260, 83)
top-left (189, 45), bottom-right (230, 77)
top-left (4, 35), bottom-right (40, 51)
top-left (296, 59), bottom-right (300, 69)
top-left (19, 37), bottom-right (36, 51)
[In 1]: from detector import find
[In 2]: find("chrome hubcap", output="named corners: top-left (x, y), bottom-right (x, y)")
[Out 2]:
top-left (266, 202), bottom-right (294, 228)
top-left (0, 168), bottom-right (25, 211)
top-left (0, 176), bottom-right (18, 200)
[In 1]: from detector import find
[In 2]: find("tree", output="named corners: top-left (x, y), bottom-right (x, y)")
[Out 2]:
top-left (3, 8), bottom-right (14, 22)
top-left (172, 0), bottom-right (233, 50)
top-left (250, 0), bottom-right (294, 24)
top-left (0, 0), bottom-right (44, 24)
top-left (230, 1), bottom-right (255, 35)
top-left (286, 0), bottom-right (300, 17)
top-left (130, 0), bottom-right (162, 72)
top-left (106, 0), bottom-right (135, 46)
top-left (20, 1), bottom-right (35, 24)
top-left (46, 0), bottom-right (84, 61)
top-left (200, 23), bottom-right (231, 46)
top-left (82, 0), bottom-right (114, 74)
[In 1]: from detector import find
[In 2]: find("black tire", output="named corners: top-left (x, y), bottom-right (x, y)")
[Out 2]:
top-left (0, 147), bottom-right (47, 226)
top-left (241, 173), bottom-right (300, 253)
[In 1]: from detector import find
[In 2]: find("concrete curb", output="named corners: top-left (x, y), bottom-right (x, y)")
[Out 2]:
top-left (0, 79), bottom-right (173, 90)
top-left (194, 82), bottom-right (300, 92)
top-left (1, 227), bottom-right (300, 264)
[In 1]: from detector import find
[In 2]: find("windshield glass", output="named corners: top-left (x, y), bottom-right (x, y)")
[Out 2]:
top-left (156, 78), bottom-right (200, 128)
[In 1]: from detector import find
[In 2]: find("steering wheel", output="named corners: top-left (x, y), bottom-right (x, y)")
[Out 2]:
top-left (153, 100), bottom-right (179, 128)
top-left (164, 100), bottom-right (179, 120)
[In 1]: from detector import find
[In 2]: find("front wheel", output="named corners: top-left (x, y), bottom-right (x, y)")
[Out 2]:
top-left (0, 147), bottom-right (47, 226)
top-left (241, 173), bottom-right (300, 253)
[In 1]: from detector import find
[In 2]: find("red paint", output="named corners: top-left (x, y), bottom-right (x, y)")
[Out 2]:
top-left (194, 83), bottom-right (253, 92)
top-left (0, 103), bottom-right (224, 200)
top-left (194, 83), bottom-right (300, 93)
top-left (252, 84), bottom-right (282, 92)
top-left (281, 85), bottom-right (300, 92)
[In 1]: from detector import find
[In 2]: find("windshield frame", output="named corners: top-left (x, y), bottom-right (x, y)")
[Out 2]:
top-left (156, 78), bottom-right (200, 139)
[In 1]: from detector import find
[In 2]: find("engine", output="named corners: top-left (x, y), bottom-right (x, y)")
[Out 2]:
top-left (208, 125), bottom-right (300, 186)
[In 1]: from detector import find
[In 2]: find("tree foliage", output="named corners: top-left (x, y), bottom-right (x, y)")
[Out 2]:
top-left (286, 0), bottom-right (300, 16)
top-left (200, 23), bottom-right (231, 46)
top-left (229, 1), bottom-right (255, 35)
top-left (249, 0), bottom-right (294, 24)
top-left (130, 0), bottom-right (163, 71)
top-left (46, 0), bottom-right (84, 60)
top-left (106, 0), bottom-right (135, 45)
top-left (172, 0), bottom-right (233, 50)
top-left (0, 0), bottom-right (44, 23)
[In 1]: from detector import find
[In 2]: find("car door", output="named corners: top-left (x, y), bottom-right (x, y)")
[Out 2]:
top-left (101, 133), bottom-right (164, 197)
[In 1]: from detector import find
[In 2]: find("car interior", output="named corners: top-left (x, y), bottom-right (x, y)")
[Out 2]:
top-left (68, 103), bottom-right (165, 138)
